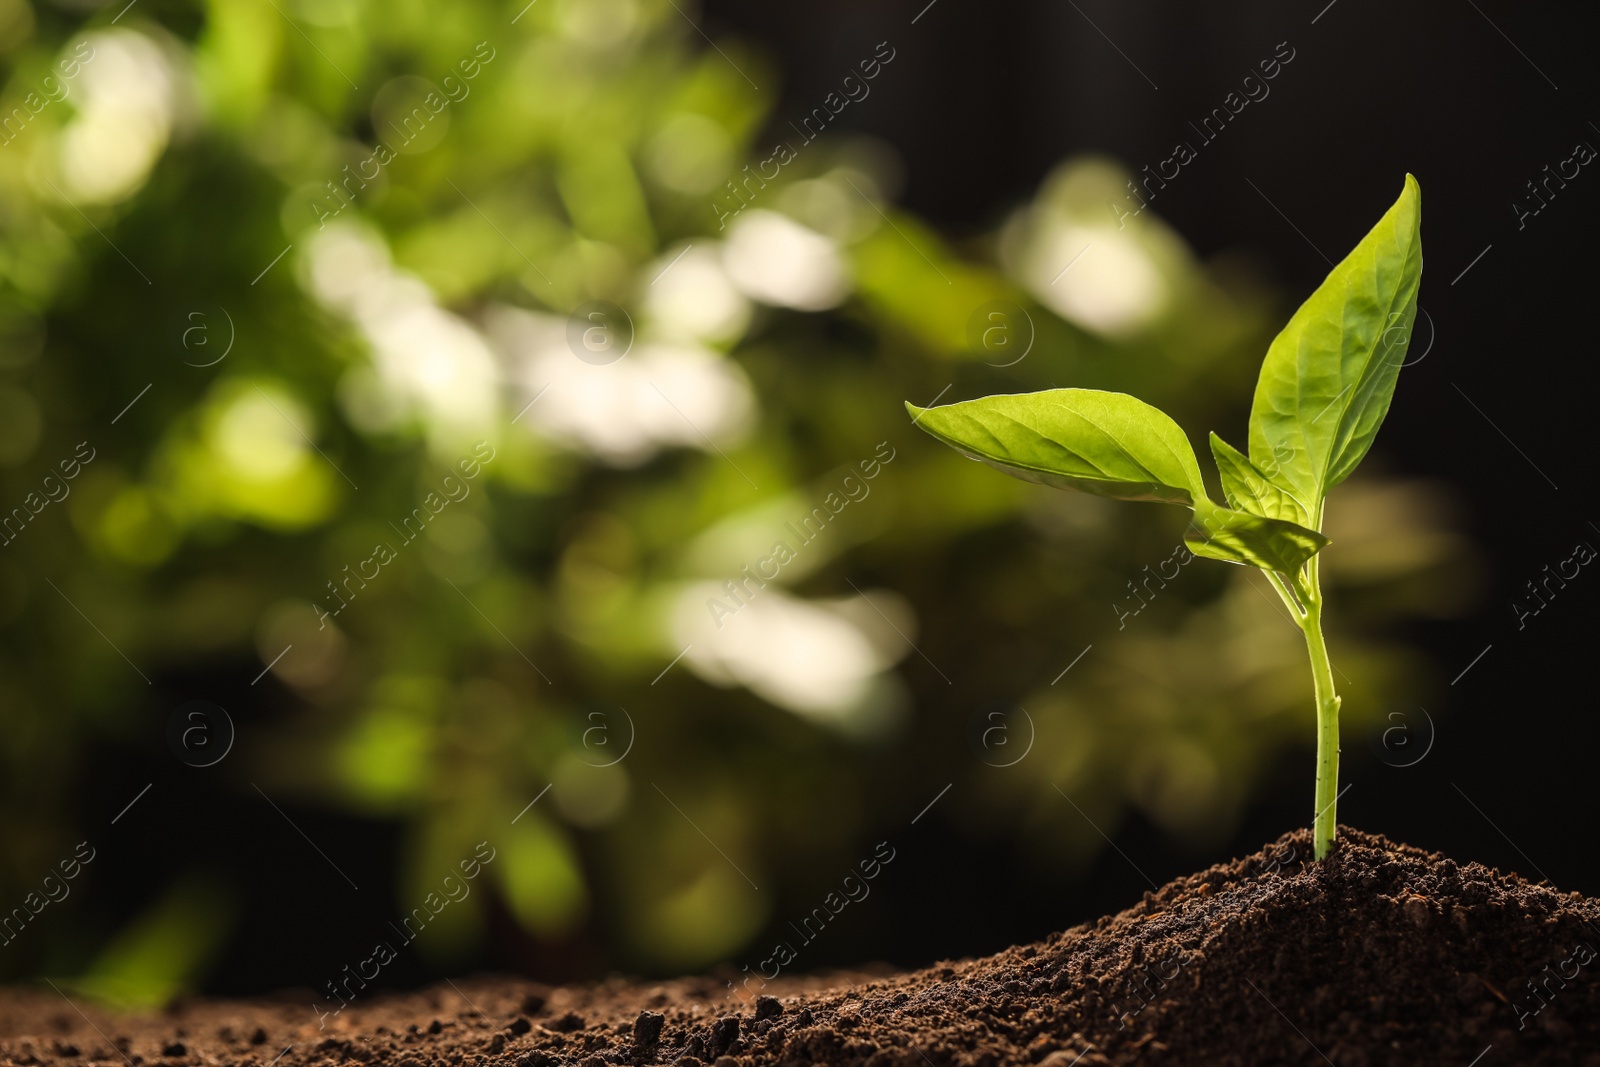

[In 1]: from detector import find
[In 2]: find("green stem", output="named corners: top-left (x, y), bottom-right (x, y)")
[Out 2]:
top-left (1299, 586), bottom-right (1341, 860)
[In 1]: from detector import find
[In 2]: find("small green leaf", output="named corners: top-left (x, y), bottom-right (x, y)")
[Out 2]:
top-left (1185, 497), bottom-right (1330, 575)
top-left (906, 389), bottom-right (1204, 505)
top-left (1249, 174), bottom-right (1423, 513)
top-left (1209, 432), bottom-right (1311, 526)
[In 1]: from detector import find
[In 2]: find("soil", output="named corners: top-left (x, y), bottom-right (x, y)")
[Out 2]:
top-left (4, 828), bottom-right (1598, 1066)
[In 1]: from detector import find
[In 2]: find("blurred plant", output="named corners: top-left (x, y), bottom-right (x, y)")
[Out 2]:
top-left (0, 0), bottom-right (1474, 1002)
top-left (908, 177), bottom-right (1422, 860)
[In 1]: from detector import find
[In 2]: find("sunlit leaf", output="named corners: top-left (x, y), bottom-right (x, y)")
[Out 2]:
top-left (1185, 497), bottom-right (1329, 575)
top-left (907, 388), bottom-right (1204, 505)
top-left (1248, 175), bottom-right (1422, 511)
top-left (1209, 432), bottom-right (1311, 526)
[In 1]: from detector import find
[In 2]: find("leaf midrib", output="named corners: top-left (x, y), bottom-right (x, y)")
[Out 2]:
top-left (1294, 225), bottom-right (1420, 503)
top-left (975, 407), bottom-right (1181, 485)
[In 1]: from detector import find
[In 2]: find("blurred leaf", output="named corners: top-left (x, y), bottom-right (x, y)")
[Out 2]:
top-left (339, 702), bottom-right (434, 811)
top-left (492, 813), bottom-right (586, 937)
top-left (851, 212), bottom-right (1013, 353)
top-left (195, 0), bottom-right (284, 126)
top-left (0, 1), bottom-right (1469, 994)
top-left (402, 807), bottom-right (492, 961)
top-left (71, 874), bottom-right (233, 1010)
top-left (557, 143), bottom-right (656, 252)
top-left (622, 861), bottom-right (765, 970)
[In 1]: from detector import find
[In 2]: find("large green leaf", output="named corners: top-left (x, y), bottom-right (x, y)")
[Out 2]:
top-left (906, 389), bottom-right (1204, 505)
top-left (1185, 497), bottom-right (1330, 575)
top-left (1209, 432), bottom-right (1311, 526)
top-left (1248, 175), bottom-right (1422, 513)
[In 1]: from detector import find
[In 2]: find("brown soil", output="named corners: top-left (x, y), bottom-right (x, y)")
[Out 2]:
top-left (4, 829), bottom-right (1598, 1066)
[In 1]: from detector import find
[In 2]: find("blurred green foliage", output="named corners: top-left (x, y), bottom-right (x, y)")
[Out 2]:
top-left (0, 0), bottom-right (1477, 1002)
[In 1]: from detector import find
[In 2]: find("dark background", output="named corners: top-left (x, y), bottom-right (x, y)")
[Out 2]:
top-left (35, 0), bottom-right (1600, 997)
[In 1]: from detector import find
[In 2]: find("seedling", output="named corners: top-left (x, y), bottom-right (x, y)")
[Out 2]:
top-left (908, 176), bottom-right (1422, 860)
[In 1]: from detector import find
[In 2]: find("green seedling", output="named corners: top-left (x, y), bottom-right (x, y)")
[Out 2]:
top-left (908, 176), bottom-right (1422, 860)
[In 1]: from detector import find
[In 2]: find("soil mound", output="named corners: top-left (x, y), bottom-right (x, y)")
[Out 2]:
top-left (4, 828), bottom-right (1597, 1066)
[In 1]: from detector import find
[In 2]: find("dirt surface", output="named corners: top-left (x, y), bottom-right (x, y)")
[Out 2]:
top-left (4, 828), bottom-right (1598, 1066)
